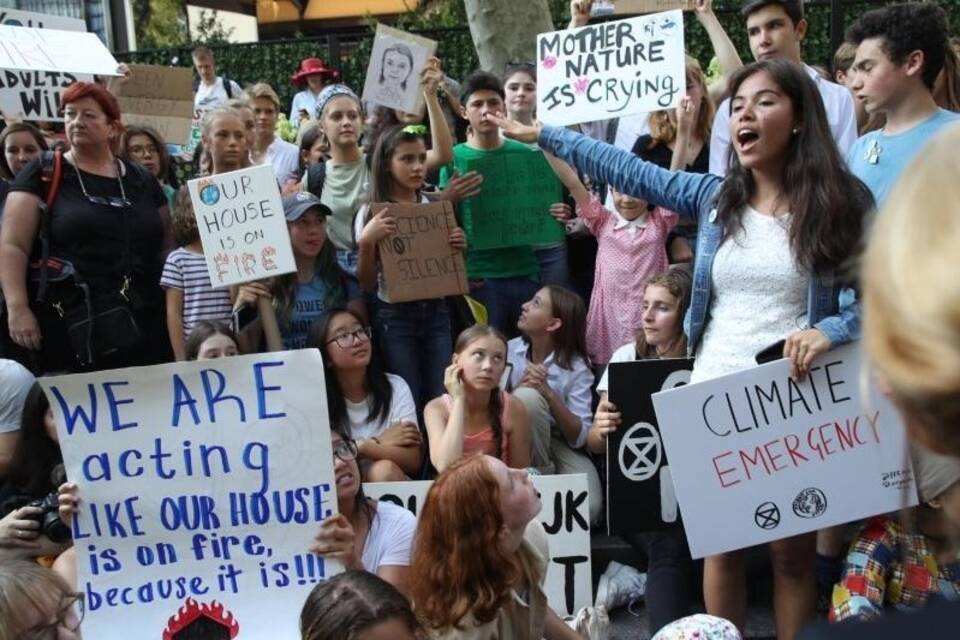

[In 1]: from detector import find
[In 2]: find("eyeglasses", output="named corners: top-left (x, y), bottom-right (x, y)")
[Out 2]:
top-left (127, 144), bottom-right (159, 156)
top-left (325, 326), bottom-right (372, 349)
top-left (332, 438), bottom-right (359, 462)
top-left (22, 592), bottom-right (85, 639)
top-left (74, 159), bottom-right (132, 208)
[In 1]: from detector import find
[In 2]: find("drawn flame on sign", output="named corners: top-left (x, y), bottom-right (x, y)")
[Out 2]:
top-left (162, 598), bottom-right (240, 639)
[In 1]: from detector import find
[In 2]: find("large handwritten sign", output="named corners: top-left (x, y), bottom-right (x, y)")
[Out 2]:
top-left (607, 358), bottom-right (693, 535)
top-left (0, 10), bottom-right (89, 122)
top-left (651, 343), bottom-right (917, 559)
top-left (372, 201), bottom-right (468, 302)
top-left (457, 151), bottom-right (564, 250)
top-left (536, 11), bottom-right (686, 127)
top-left (114, 65), bottom-right (194, 147)
top-left (40, 351), bottom-right (340, 639)
top-left (365, 474), bottom-right (592, 616)
top-left (189, 165), bottom-right (296, 288)
top-left (0, 24), bottom-right (119, 76)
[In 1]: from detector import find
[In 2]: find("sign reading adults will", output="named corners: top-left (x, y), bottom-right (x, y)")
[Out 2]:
top-left (0, 10), bottom-right (90, 121)
top-left (366, 474), bottom-right (592, 617)
top-left (372, 201), bottom-right (468, 302)
top-left (651, 343), bottom-right (917, 559)
top-left (40, 351), bottom-right (340, 639)
top-left (536, 10), bottom-right (686, 127)
top-left (457, 151), bottom-right (564, 250)
top-left (189, 165), bottom-right (295, 288)
top-left (0, 24), bottom-right (119, 76)
top-left (607, 358), bottom-right (693, 535)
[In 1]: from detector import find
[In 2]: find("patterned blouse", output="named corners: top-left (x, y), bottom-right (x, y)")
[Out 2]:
top-left (830, 515), bottom-right (960, 622)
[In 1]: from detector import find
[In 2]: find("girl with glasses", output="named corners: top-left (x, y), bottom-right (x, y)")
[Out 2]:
top-left (307, 308), bottom-right (421, 481)
top-left (310, 430), bottom-right (416, 596)
top-left (120, 124), bottom-right (177, 209)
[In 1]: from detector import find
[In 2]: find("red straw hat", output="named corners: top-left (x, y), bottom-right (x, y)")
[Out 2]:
top-left (291, 58), bottom-right (340, 86)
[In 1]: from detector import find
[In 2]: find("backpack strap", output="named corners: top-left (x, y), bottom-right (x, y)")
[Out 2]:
top-left (223, 76), bottom-right (234, 99)
top-left (306, 161), bottom-right (327, 199)
top-left (35, 149), bottom-right (64, 303)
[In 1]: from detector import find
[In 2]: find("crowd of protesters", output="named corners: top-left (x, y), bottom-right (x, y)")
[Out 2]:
top-left (1, 0), bottom-right (959, 638)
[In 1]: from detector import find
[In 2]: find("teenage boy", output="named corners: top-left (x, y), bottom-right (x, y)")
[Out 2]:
top-left (247, 83), bottom-right (300, 186)
top-left (439, 71), bottom-right (543, 337)
top-left (709, 0), bottom-right (858, 175)
top-left (192, 46), bottom-right (243, 114)
top-left (846, 2), bottom-right (959, 205)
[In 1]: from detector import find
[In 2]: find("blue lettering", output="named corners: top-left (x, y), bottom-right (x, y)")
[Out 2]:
top-left (102, 381), bottom-right (138, 431)
top-left (254, 361), bottom-right (287, 420)
top-left (170, 374), bottom-right (201, 426)
top-left (200, 369), bottom-right (246, 423)
top-left (49, 384), bottom-right (98, 435)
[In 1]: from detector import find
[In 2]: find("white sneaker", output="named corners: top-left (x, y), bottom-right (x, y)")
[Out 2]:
top-left (595, 561), bottom-right (647, 611)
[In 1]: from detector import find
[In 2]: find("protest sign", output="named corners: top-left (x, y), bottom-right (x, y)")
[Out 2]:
top-left (536, 10), bottom-right (686, 127)
top-left (0, 24), bottom-right (119, 77)
top-left (371, 200), bottom-right (468, 302)
top-left (457, 151), bottom-right (564, 250)
top-left (361, 24), bottom-right (437, 116)
top-left (607, 358), bottom-right (693, 535)
top-left (591, 0), bottom-right (697, 16)
top-left (651, 343), bottom-right (917, 559)
top-left (189, 165), bottom-right (295, 289)
top-left (365, 473), bottom-right (592, 616)
top-left (114, 64), bottom-right (194, 147)
top-left (40, 351), bottom-right (340, 639)
top-left (0, 10), bottom-right (91, 122)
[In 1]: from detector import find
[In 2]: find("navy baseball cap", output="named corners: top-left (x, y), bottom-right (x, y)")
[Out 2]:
top-left (283, 192), bottom-right (332, 222)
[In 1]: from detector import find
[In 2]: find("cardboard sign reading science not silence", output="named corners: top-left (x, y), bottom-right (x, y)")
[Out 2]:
top-left (372, 201), bottom-right (468, 302)
top-left (40, 351), bottom-right (341, 639)
top-left (189, 165), bottom-right (296, 288)
top-left (651, 343), bottom-right (916, 559)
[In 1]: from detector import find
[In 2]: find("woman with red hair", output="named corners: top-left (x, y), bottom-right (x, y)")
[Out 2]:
top-left (409, 454), bottom-right (580, 639)
top-left (0, 81), bottom-right (173, 372)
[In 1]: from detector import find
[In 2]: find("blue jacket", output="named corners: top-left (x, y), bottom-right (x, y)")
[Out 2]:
top-left (539, 125), bottom-right (860, 354)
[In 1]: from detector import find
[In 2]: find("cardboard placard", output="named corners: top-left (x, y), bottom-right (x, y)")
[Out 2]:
top-left (0, 10), bottom-right (91, 122)
top-left (40, 351), bottom-right (341, 638)
top-left (188, 165), bottom-right (296, 288)
top-left (361, 24), bottom-right (438, 116)
top-left (365, 473), bottom-right (592, 617)
top-left (607, 358), bottom-right (693, 535)
top-left (591, 0), bottom-right (697, 16)
top-left (370, 200), bottom-right (468, 302)
top-left (456, 151), bottom-right (564, 250)
top-left (114, 64), bottom-right (194, 147)
top-left (0, 24), bottom-right (119, 76)
top-left (536, 10), bottom-right (686, 127)
top-left (651, 343), bottom-right (917, 559)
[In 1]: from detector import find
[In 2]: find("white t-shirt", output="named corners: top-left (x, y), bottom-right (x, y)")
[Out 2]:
top-left (596, 341), bottom-right (641, 394)
top-left (361, 501), bottom-right (417, 571)
top-left (709, 63), bottom-right (857, 176)
top-left (264, 137), bottom-right (300, 185)
top-left (345, 373), bottom-right (417, 440)
top-left (193, 76), bottom-right (243, 113)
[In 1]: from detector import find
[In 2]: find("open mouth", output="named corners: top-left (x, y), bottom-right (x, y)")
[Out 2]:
top-left (736, 128), bottom-right (760, 152)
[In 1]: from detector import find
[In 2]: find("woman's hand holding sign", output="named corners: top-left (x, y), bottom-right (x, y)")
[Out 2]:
top-left (311, 514), bottom-right (362, 571)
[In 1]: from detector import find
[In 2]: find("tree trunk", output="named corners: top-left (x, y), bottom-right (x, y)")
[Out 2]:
top-left (463, 0), bottom-right (555, 75)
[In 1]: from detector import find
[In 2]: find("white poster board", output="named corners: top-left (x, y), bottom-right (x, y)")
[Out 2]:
top-left (361, 24), bottom-right (437, 116)
top-left (188, 165), bottom-right (296, 288)
top-left (0, 24), bottom-right (119, 76)
top-left (651, 343), bottom-right (917, 559)
top-left (536, 10), bottom-right (686, 127)
top-left (365, 473), bottom-right (592, 616)
top-left (0, 10), bottom-right (92, 121)
top-left (40, 351), bottom-right (340, 639)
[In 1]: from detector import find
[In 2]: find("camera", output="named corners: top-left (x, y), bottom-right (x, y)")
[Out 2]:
top-left (1, 492), bottom-right (72, 544)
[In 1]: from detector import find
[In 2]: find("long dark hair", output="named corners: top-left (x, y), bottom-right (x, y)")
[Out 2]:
top-left (0, 123), bottom-right (47, 180)
top-left (453, 325), bottom-right (507, 459)
top-left (120, 124), bottom-right (178, 187)
top-left (306, 308), bottom-right (394, 434)
top-left (300, 570), bottom-right (419, 640)
top-left (368, 124), bottom-right (426, 205)
top-left (528, 285), bottom-right (589, 371)
top-left (715, 60), bottom-right (872, 273)
top-left (6, 384), bottom-right (62, 498)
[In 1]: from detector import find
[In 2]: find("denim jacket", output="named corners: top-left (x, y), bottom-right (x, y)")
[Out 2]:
top-left (539, 125), bottom-right (860, 354)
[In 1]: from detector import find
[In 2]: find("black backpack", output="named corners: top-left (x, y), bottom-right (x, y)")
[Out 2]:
top-left (305, 161), bottom-right (326, 199)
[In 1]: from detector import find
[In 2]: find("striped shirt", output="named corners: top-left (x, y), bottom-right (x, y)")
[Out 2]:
top-left (160, 247), bottom-right (233, 339)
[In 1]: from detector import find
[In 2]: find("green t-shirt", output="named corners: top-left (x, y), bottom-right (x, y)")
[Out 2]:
top-left (320, 156), bottom-right (370, 252)
top-left (439, 140), bottom-right (540, 280)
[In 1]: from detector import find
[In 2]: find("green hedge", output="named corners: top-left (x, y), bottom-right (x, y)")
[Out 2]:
top-left (118, 1), bottom-right (960, 115)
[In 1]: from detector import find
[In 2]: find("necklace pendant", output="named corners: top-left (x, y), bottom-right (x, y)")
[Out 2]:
top-left (865, 139), bottom-right (882, 165)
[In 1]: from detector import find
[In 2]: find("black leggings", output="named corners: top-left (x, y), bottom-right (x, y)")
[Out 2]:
top-left (624, 527), bottom-right (693, 634)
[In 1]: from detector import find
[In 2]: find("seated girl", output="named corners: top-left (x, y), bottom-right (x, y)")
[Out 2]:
top-left (306, 308), bottom-right (421, 481)
top-left (423, 325), bottom-right (531, 472)
top-left (409, 454), bottom-right (580, 639)
top-left (185, 320), bottom-right (240, 361)
top-left (300, 570), bottom-right (420, 640)
top-left (507, 285), bottom-right (601, 523)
